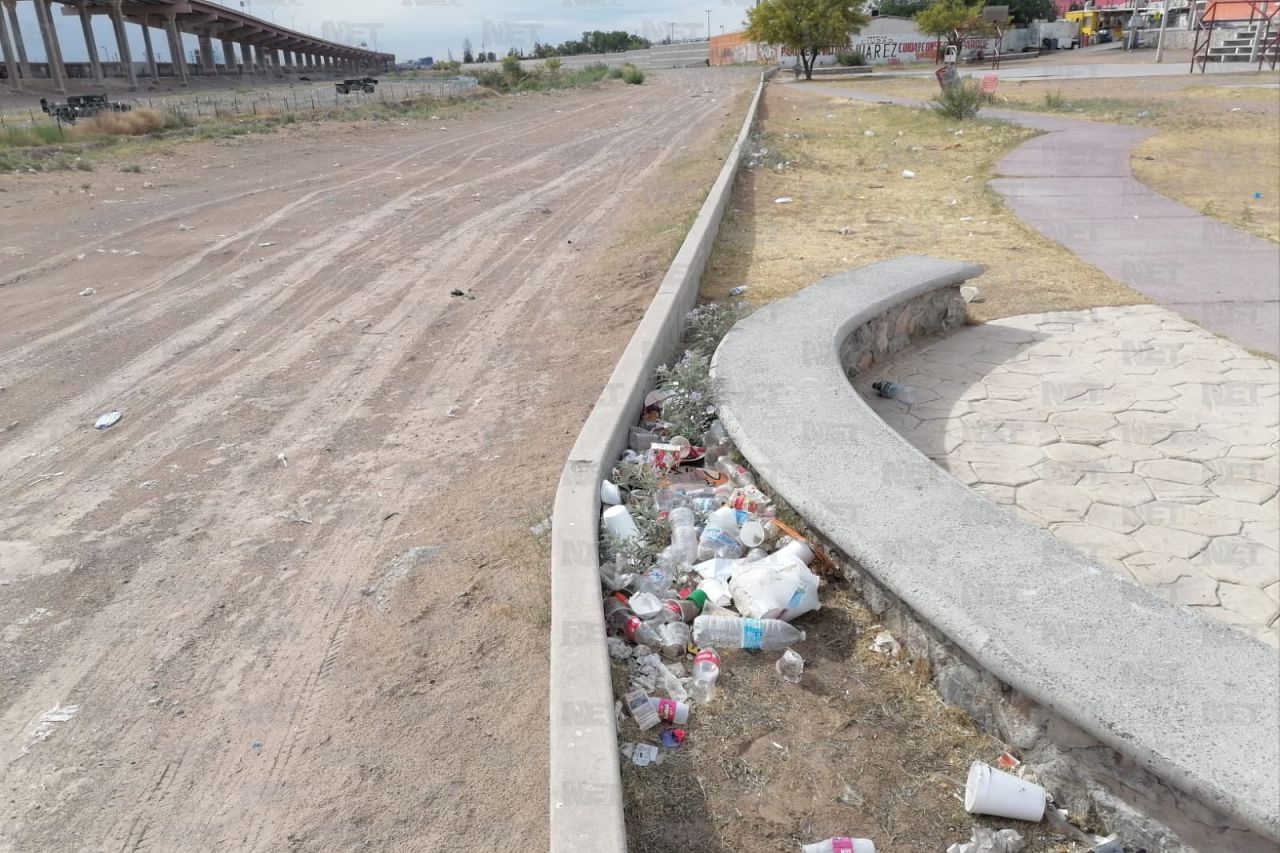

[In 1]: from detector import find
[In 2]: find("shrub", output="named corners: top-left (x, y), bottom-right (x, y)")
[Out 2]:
top-left (501, 54), bottom-right (524, 81)
top-left (476, 68), bottom-right (508, 91)
top-left (545, 57), bottom-right (563, 72)
top-left (836, 50), bottom-right (867, 66)
top-left (621, 64), bottom-right (645, 84)
top-left (607, 65), bottom-right (625, 79)
top-left (162, 109), bottom-right (196, 130)
top-left (1042, 91), bottom-right (1068, 110)
top-left (930, 80), bottom-right (984, 119)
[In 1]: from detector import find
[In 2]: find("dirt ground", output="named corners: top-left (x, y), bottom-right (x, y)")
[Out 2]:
top-left (702, 82), bottom-right (1144, 320)
top-left (0, 68), bottom-right (755, 852)
top-left (813, 71), bottom-right (1280, 242)
top-left (621, 583), bottom-right (1084, 853)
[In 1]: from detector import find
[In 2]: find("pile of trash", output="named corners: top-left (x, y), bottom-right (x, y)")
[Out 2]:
top-left (595, 304), bottom-right (1134, 853)
top-left (595, 309), bottom-right (824, 766)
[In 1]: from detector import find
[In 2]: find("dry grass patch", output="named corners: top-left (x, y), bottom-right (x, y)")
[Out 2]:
top-left (812, 73), bottom-right (1280, 243)
top-left (75, 107), bottom-right (169, 136)
top-left (703, 84), bottom-right (1143, 320)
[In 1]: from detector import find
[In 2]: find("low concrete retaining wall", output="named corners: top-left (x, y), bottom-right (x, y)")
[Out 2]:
top-left (712, 257), bottom-right (1280, 851)
top-left (546, 69), bottom-right (771, 853)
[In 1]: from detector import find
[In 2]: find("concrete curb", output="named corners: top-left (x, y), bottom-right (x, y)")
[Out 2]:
top-left (711, 257), bottom-right (1280, 848)
top-left (547, 69), bottom-right (772, 853)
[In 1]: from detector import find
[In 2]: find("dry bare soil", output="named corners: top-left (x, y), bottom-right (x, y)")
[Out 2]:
top-left (0, 68), bottom-right (754, 852)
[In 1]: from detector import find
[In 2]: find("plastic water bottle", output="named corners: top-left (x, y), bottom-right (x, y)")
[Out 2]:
top-left (715, 456), bottom-right (756, 488)
top-left (606, 599), bottom-right (662, 647)
top-left (661, 598), bottom-right (700, 623)
top-left (692, 614), bottom-right (805, 650)
top-left (802, 839), bottom-right (875, 853)
top-left (664, 507), bottom-right (700, 568)
top-left (690, 648), bottom-right (721, 703)
top-left (658, 621), bottom-right (691, 660)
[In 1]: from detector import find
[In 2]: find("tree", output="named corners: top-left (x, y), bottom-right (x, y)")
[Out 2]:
top-left (462, 38), bottom-right (474, 64)
top-left (1007, 0), bottom-right (1057, 24)
top-left (915, 0), bottom-right (984, 53)
top-left (487, 51), bottom-right (498, 62)
top-left (876, 0), bottom-right (931, 16)
top-left (746, 0), bottom-right (868, 80)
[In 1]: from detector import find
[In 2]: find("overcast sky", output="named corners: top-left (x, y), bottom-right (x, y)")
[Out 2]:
top-left (12, 0), bottom-right (751, 64)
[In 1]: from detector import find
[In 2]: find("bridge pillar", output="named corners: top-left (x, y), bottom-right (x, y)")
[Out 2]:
top-left (33, 0), bottom-right (66, 93)
top-left (221, 37), bottom-right (236, 73)
top-left (140, 18), bottom-right (158, 79)
top-left (253, 43), bottom-right (266, 73)
top-left (197, 33), bottom-right (215, 75)
top-left (0, 0), bottom-right (20, 91)
top-left (240, 42), bottom-right (255, 73)
top-left (1, 0), bottom-right (30, 83)
top-left (163, 12), bottom-right (187, 83)
top-left (77, 0), bottom-right (103, 83)
top-left (108, 0), bottom-right (137, 88)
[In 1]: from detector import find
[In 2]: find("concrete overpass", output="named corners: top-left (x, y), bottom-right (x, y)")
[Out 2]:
top-left (0, 0), bottom-right (394, 93)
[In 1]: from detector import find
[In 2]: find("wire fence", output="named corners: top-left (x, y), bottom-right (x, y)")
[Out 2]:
top-left (0, 77), bottom-right (479, 132)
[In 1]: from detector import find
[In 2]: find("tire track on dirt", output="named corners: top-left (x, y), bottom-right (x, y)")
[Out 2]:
top-left (0, 69), bottom-right (753, 853)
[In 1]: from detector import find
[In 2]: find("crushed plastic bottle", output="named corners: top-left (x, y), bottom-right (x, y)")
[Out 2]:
top-left (658, 621), bottom-right (691, 660)
top-left (690, 648), bottom-right (721, 703)
top-left (776, 648), bottom-right (805, 683)
top-left (946, 828), bottom-right (1023, 853)
top-left (692, 614), bottom-right (806, 651)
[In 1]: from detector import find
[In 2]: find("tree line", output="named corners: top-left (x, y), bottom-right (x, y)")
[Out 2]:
top-left (460, 31), bottom-right (653, 63)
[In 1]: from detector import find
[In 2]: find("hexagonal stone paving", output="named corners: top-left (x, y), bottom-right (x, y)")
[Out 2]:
top-left (862, 305), bottom-right (1279, 647)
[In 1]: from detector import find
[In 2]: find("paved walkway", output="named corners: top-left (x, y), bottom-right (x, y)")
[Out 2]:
top-left (798, 82), bottom-right (1280, 355)
top-left (863, 304), bottom-right (1280, 645)
top-left (884, 61), bottom-right (1271, 81)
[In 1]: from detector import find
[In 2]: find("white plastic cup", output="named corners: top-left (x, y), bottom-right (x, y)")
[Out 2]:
top-left (964, 760), bottom-right (1047, 821)
top-left (739, 520), bottom-right (766, 548)
top-left (801, 839), bottom-right (875, 853)
top-left (600, 480), bottom-right (622, 506)
top-left (776, 539), bottom-right (814, 566)
top-left (602, 505), bottom-right (640, 541)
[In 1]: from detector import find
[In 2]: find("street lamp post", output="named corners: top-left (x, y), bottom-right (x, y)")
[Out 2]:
top-left (706, 9), bottom-right (712, 41)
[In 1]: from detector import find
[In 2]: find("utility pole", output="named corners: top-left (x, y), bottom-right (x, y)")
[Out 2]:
top-left (706, 9), bottom-right (711, 40)
top-left (1155, 0), bottom-right (1171, 61)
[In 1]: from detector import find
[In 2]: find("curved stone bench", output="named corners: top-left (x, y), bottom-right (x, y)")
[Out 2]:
top-left (711, 256), bottom-right (1280, 850)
